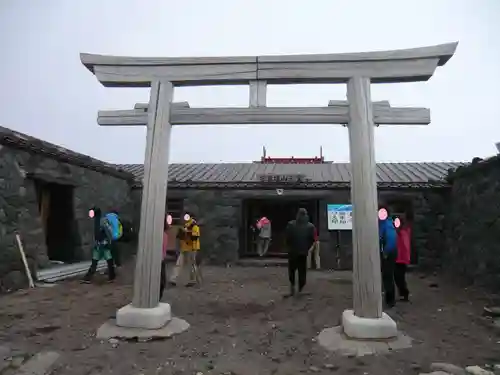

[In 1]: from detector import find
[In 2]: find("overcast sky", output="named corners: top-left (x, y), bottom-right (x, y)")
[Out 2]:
top-left (1, 0), bottom-right (499, 163)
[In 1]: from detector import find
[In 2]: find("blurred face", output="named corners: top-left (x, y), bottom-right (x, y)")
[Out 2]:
top-left (394, 217), bottom-right (401, 228)
top-left (378, 208), bottom-right (388, 220)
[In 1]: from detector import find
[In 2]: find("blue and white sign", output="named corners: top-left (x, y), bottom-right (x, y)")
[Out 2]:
top-left (327, 204), bottom-right (353, 230)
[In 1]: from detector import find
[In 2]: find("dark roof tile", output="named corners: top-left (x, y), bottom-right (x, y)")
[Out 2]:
top-left (120, 161), bottom-right (465, 188)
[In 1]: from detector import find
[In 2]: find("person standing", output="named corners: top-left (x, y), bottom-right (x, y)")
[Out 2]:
top-left (169, 214), bottom-right (201, 287)
top-left (394, 217), bottom-right (411, 302)
top-left (256, 216), bottom-right (272, 257)
top-left (284, 208), bottom-right (316, 297)
top-left (307, 227), bottom-right (321, 270)
top-left (379, 208), bottom-right (398, 308)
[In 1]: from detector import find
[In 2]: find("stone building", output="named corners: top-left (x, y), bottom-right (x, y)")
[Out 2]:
top-left (0, 125), bottom-right (470, 291)
top-left (0, 126), bottom-right (135, 291)
top-left (119, 155), bottom-right (464, 269)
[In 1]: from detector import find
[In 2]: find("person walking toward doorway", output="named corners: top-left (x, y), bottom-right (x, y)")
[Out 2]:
top-left (284, 208), bottom-right (316, 297)
top-left (307, 227), bottom-right (321, 270)
top-left (379, 207), bottom-right (398, 308)
top-left (395, 217), bottom-right (411, 302)
top-left (256, 216), bottom-right (272, 256)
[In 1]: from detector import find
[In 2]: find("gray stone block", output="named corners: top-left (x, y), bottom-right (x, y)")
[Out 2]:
top-left (14, 351), bottom-right (60, 375)
top-left (96, 316), bottom-right (189, 340)
top-left (430, 362), bottom-right (466, 375)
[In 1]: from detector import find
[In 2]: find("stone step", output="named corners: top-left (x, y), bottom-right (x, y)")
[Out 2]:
top-left (0, 345), bottom-right (12, 373)
top-left (14, 351), bottom-right (60, 375)
top-left (236, 258), bottom-right (288, 267)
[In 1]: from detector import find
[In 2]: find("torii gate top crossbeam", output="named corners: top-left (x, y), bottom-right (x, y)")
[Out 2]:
top-left (80, 42), bottom-right (458, 87)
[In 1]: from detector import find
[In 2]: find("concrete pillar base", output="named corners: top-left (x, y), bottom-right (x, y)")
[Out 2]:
top-left (342, 309), bottom-right (397, 339)
top-left (116, 303), bottom-right (171, 330)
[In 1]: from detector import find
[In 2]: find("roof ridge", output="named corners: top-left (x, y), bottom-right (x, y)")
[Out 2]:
top-left (118, 162), bottom-right (463, 185)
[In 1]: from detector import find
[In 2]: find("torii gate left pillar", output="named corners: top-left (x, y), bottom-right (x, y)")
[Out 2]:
top-left (81, 42), bottom-right (457, 333)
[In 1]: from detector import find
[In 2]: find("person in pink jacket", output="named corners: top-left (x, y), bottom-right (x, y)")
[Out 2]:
top-left (256, 216), bottom-right (272, 256)
top-left (394, 217), bottom-right (411, 301)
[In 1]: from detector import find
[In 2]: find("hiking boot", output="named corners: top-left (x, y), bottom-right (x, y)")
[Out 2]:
top-left (284, 285), bottom-right (295, 298)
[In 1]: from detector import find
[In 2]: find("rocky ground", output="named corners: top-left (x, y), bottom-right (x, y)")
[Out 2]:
top-left (0, 264), bottom-right (499, 375)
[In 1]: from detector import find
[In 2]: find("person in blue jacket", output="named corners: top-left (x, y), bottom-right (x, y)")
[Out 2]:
top-left (379, 206), bottom-right (398, 308)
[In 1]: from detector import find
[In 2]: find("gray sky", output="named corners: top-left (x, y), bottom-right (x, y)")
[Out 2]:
top-left (1, 0), bottom-right (499, 164)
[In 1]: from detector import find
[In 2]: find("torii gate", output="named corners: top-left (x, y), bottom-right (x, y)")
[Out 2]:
top-left (81, 42), bottom-right (457, 338)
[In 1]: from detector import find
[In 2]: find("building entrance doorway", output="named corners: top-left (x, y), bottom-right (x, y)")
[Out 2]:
top-left (34, 180), bottom-right (77, 263)
top-left (242, 198), bottom-right (319, 257)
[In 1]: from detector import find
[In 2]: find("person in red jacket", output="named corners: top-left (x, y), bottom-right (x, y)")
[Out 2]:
top-left (395, 217), bottom-right (411, 301)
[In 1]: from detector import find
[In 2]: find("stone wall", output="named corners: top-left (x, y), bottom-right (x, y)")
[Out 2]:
top-left (440, 156), bottom-right (500, 289)
top-left (131, 186), bottom-right (448, 270)
top-left (134, 188), bottom-right (357, 269)
top-left (0, 144), bottom-right (134, 291)
top-left (410, 189), bottom-right (450, 269)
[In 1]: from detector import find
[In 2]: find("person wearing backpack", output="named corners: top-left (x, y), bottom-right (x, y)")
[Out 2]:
top-left (82, 207), bottom-right (123, 283)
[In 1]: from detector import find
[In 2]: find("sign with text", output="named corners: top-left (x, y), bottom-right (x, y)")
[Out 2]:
top-left (258, 173), bottom-right (309, 184)
top-left (327, 204), bottom-right (353, 230)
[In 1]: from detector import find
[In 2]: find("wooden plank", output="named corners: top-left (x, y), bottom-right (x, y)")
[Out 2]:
top-left (15, 234), bottom-right (35, 288)
top-left (257, 42), bottom-right (458, 65)
top-left (80, 53), bottom-right (257, 69)
top-left (82, 42), bottom-right (456, 71)
top-left (347, 76), bottom-right (383, 319)
top-left (257, 58), bottom-right (440, 84)
top-left (81, 43), bottom-right (458, 87)
top-left (328, 100), bottom-right (390, 108)
top-left (92, 63), bottom-right (257, 87)
top-left (97, 106), bottom-right (430, 126)
top-left (134, 101), bottom-right (190, 110)
top-left (249, 80), bottom-right (267, 107)
top-left (132, 80), bottom-right (174, 309)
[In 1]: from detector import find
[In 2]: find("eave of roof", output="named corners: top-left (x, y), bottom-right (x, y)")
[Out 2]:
top-left (0, 126), bottom-right (135, 181)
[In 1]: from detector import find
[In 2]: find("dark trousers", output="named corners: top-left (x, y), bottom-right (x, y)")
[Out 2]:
top-left (288, 253), bottom-right (308, 291)
top-left (381, 251), bottom-right (396, 305)
top-left (394, 263), bottom-right (409, 300)
top-left (110, 244), bottom-right (121, 267)
top-left (159, 259), bottom-right (167, 300)
top-left (84, 259), bottom-right (116, 281)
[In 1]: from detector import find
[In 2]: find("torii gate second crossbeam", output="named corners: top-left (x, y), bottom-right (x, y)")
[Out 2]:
top-left (81, 42), bottom-right (457, 340)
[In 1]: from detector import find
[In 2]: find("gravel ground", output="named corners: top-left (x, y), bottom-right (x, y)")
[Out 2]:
top-left (0, 263), bottom-right (499, 375)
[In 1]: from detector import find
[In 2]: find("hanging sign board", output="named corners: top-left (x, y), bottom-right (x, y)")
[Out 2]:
top-left (258, 173), bottom-right (309, 184)
top-left (327, 204), bottom-right (353, 230)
